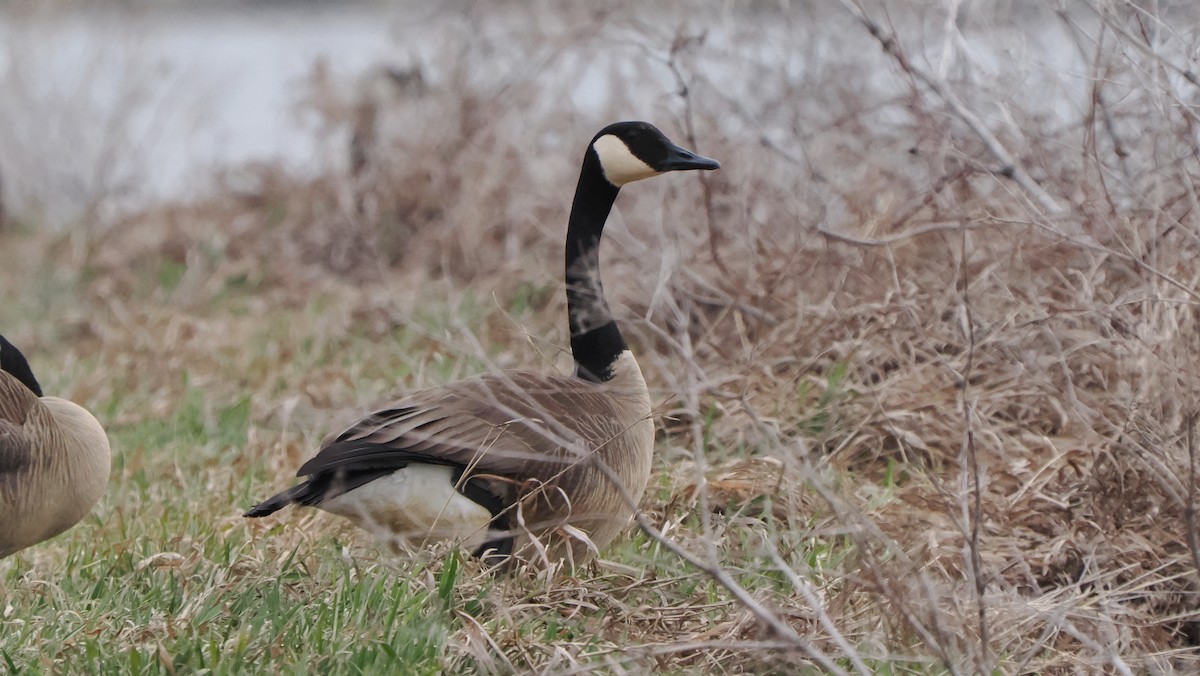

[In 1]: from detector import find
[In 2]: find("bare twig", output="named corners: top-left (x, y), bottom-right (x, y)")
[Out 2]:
top-left (630, 511), bottom-right (844, 673)
top-left (1084, 0), bottom-right (1200, 89)
top-left (557, 639), bottom-right (831, 675)
top-left (763, 540), bottom-right (871, 675)
top-left (1186, 412), bottom-right (1200, 584)
top-left (885, 165), bottom-right (976, 232)
top-left (799, 462), bottom-right (963, 675)
top-left (736, 404), bottom-right (964, 674)
top-left (834, 0), bottom-right (1066, 216)
top-left (817, 217), bottom-right (1019, 247)
top-left (1061, 13), bottom-right (1123, 216)
top-left (664, 29), bottom-right (727, 277)
top-left (586, 456), bottom-right (846, 674)
top-left (989, 215), bottom-right (1200, 304)
top-left (955, 224), bottom-right (990, 672)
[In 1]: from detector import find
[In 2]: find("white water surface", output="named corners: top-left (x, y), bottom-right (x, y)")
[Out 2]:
top-left (0, 3), bottom-right (410, 219)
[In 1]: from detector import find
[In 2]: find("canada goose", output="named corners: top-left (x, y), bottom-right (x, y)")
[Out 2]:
top-left (245, 121), bottom-right (719, 565)
top-left (0, 335), bottom-right (111, 558)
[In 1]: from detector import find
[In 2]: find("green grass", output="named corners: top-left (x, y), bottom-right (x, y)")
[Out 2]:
top-left (2, 543), bottom-right (453, 674)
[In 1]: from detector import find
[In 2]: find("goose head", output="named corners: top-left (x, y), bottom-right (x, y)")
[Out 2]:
top-left (590, 121), bottom-right (720, 187)
top-left (0, 334), bottom-right (43, 397)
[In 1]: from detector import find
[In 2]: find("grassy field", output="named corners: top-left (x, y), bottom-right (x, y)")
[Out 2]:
top-left (4, 0), bottom-right (1200, 673)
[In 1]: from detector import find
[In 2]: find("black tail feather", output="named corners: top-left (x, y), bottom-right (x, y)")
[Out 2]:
top-left (244, 483), bottom-right (313, 517)
top-left (244, 469), bottom-right (397, 518)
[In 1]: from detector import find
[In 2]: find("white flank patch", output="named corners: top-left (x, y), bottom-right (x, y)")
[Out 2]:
top-left (320, 463), bottom-right (493, 550)
top-left (593, 134), bottom-right (659, 186)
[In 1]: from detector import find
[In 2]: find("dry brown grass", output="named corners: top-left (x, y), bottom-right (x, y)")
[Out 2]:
top-left (5, 0), bottom-right (1200, 672)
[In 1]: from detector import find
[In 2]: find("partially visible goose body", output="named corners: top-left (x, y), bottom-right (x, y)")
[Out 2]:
top-left (0, 336), bottom-right (111, 558)
top-left (246, 121), bottom-right (720, 565)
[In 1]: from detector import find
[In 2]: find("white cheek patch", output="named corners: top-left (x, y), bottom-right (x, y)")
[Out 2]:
top-left (593, 134), bottom-right (659, 186)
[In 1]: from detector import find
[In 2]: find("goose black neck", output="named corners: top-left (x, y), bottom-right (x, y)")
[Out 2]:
top-left (0, 336), bottom-right (43, 397)
top-left (565, 149), bottom-right (624, 383)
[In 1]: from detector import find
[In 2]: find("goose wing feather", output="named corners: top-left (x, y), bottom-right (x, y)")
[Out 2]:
top-left (0, 374), bottom-right (40, 496)
top-left (298, 371), bottom-right (632, 482)
top-left (0, 423), bottom-right (32, 496)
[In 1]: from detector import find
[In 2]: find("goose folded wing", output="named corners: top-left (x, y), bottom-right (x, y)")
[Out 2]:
top-left (0, 379), bottom-right (38, 494)
top-left (0, 376), bottom-right (38, 426)
top-left (297, 373), bottom-right (595, 481)
top-left (0, 424), bottom-right (32, 499)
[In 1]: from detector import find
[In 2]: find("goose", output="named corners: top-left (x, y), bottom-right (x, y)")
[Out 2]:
top-left (245, 121), bottom-right (719, 565)
top-left (0, 335), bottom-right (111, 558)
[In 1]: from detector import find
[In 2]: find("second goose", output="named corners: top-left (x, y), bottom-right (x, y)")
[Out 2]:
top-left (0, 335), bottom-right (111, 558)
top-left (245, 121), bottom-right (719, 565)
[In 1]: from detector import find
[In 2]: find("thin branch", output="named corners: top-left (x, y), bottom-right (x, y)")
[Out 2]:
top-left (1064, 14), bottom-right (1122, 217)
top-left (797, 459), bottom-right (963, 675)
top-left (834, 0), bottom-right (1066, 216)
top-left (764, 540), bottom-right (871, 675)
top-left (990, 215), bottom-right (1200, 304)
top-left (816, 217), bottom-right (1018, 247)
top-left (1186, 412), bottom-right (1200, 584)
top-left (1085, 0), bottom-right (1200, 89)
top-left (956, 223), bottom-right (990, 672)
top-left (734, 407), bottom-right (966, 674)
top-left (557, 640), bottom-right (830, 676)
top-left (631, 511), bottom-right (844, 673)
top-left (885, 164), bottom-right (977, 232)
top-left (586, 457), bottom-right (847, 675)
top-left (665, 30), bottom-right (728, 276)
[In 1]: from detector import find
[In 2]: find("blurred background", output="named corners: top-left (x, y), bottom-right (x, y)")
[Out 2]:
top-left (0, 0), bottom-right (1124, 224)
top-left (3, 1), bottom-right (1200, 672)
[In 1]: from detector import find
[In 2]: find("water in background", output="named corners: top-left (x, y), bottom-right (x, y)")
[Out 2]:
top-left (0, 3), bottom-right (402, 221)
top-left (0, 1), bottom-right (1158, 224)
